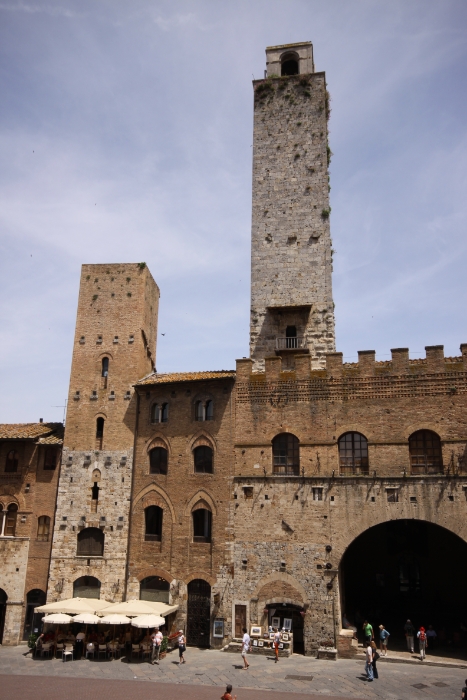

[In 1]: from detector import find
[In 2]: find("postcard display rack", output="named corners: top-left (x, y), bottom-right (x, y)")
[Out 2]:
top-left (249, 627), bottom-right (293, 657)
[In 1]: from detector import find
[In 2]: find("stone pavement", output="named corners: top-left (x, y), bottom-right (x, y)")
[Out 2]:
top-left (0, 645), bottom-right (466, 700)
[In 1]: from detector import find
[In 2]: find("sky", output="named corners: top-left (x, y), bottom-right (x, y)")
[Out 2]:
top-left (0, 0), bottom-right (466, 423)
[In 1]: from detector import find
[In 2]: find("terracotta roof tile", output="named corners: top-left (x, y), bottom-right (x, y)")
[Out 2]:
top-left (136, 370), bottom-right (236, 386)
top-left (0, 422), bottom-right (64, 441)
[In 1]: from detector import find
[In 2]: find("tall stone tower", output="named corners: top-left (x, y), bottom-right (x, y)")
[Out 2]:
top-left (48, 263), bottom-right (159, 602)
top-left (250, 42), bottom-right (335, 370)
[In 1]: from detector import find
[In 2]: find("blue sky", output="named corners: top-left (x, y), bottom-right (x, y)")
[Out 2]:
top-left (0, 0), bottom-right (466, 422)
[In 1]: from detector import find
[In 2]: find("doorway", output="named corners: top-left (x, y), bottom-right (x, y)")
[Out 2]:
top-left (234, 604), bottom-right (247, 638)
top-left (266, 603), bottom-right (304, 654)
top-left (187, 579), bottom-right (211, 648)
top-left (23, 589), bottom-right (46, 641)
top-left (0, 588), bottom-right (7, 644)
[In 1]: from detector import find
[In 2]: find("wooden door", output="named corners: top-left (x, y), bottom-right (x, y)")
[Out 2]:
top-left (234, 605), bottom-right (246, 638)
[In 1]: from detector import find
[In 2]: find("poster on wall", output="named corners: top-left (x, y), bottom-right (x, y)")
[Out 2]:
top-left (283, 618), bottom-right (292, 631)
top-left (213, 619), bottom-right (224, 638)
top-left (271, 616), bottom-right (280, 628)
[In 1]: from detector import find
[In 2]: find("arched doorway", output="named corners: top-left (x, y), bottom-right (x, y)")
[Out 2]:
top-left (0, 589), bottom-right (7, 644)
top-left (187, 579), bottom-right (211, 647)
top-left (340, 520), bottom-right (467, 651)
top-left (264, 603), bottom-right (305, 654)
top-left (23, 589), bottom-right (46, 640)
top-left (140, 576), bottom-right (170, 603)
top-left (73, 576), bottom-right (101, 599)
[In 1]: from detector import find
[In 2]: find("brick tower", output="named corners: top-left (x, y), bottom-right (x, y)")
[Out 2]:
top-left (48, 263), bottom-right (159, 602)
top-left (250, 42), bottom-right (336, 370)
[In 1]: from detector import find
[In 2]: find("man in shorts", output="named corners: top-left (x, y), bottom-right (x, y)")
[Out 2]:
top-left (241, 627), bottom-right (251, 669)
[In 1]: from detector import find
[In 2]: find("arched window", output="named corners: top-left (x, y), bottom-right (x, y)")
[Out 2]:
top-left (43, 448), bottom-right (57, 470)
top-left (101, 357), bottom-right (109, 377)
top-left (194, 445), bottom-right (213, 474)
top-left (149, 447), bottom-right (168, 475)
top-left (338, 432), bottom-right (369, 474)
top-left (192, 508), bottom-right (212, 543)
top-left (73, 576), bottom-right (101, 599)
top-left (96, 417), bottom-right (104, 438)
top-left (272, 433), bottom-right (299, 475)
top-left (144, 505), bottom-right (163, 541)
top-left (151, 403), bottom-right (160, 423)
top-left (140, 576), bottom-right (170, 603)
top-left (23, 588), bottom-right (46, 640)
top-left (281, 52), bottom-right (299, 76)
top-left (195, 401), bottom-right (204, 421)
top-left (205, 400), bottom-right (213, 421)
top-left (409, 430), bottom-right (443, 474)
top-left (5, 450), bottom-right (18, 473)
top-left (4, 504), bottom-right (18, 536)
top-left (160, 403), bottom-right (168, 422)
top-left (76, 527), bottom-right (104, 556)
top-left (37, 516), bottom-right (50, 541)
top-left (151, 403), bottom-right (168, 423)
top-left (195, 400), bottom-right (214, 421)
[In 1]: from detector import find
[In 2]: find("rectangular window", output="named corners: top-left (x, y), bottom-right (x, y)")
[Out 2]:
top-left (387, 488), bottom-right (398, 503)
top-left (312, 487), bottom-right (323, 501)
top-left (243, 487), bottom-right (253, 499)
top-left (43, 449), bottom-right (57, 470)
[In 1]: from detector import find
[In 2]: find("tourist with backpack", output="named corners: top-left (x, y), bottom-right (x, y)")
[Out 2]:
top-left (417, 626), bottom-right (427, 660)
top-left (378, 624), bottom-right (390, 656)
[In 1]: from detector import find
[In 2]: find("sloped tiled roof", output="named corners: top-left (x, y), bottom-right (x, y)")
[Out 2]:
top-left (0, 423), bottom-right (64, 444)
top-left (136, 370), bottom-right (236, 386)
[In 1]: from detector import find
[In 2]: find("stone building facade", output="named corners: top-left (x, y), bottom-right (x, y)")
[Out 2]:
top-left (1, 42), bottom-right (466, 656)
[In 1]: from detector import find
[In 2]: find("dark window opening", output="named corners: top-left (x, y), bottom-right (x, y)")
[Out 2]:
top-left (44, 448), bottom-right (57, 470)
top-left (77, 527), bottom-right (104, 556)
top-left (96, 417), bottom-right (104, 439)
top-left (409, 430), bottom-right (443, 474)
top-left (144, 505), bottom-right (163, 541)
top-left (194, 445), bottom-right (213, 473)
top-left (73, 575), bottom-right (101, 599)
top-left (387, 488), bottom-right (399, 503)
top-left (101, 357), bottom-right (109, 377)
top-left (4, 503), bottom-right (18, 536)
top-left (161, 402), bottom-right (168, 422)
top-left (195, 401), bottom-right (203, 421)
top-left (272, 433), bottom-right (299, 475)
top-left (140, 575), bottom-right (169, 603)
top-left (192, 508), bottom-right (212, 542)
top-left (149, 447), bottom-right (168, 475)
top-left (338, 432), bottom-right (369, 474)
top-left (37, 515), bottom-right (50, 541)
top-left (281, 54), bottom-right (299, 76)
top-left (285, 325), bottom-right (298, 349)
top-left (5, 450), bottom-right (18, 473)
top-left (23, 589), bottom-right (46, 640)
top-left (151, 403), bottom-right (159, 423)
top-left (205, 400), bottom-right (213, 421)
top-left (91, 481), bottom-right (99, 499)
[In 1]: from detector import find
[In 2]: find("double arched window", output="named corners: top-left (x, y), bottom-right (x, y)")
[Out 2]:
top-left (149, 447), bottom-right (168, 475)
top-left (192, 507), bottom-right (212, 543)
top-left (0, 503), bottom-right (18, 537)
top-left (194, 445), bottom-right (213, 474)
top-left (144, 505), bottom-right (163, 541)
top-left (338, 432), bottom-right (369, 474)
top-left (77, 527), bottom-right (104, 557)
top-left (37, 516), bottom-right (50, 541)
top-left (5, 450), bottom-right (18, 473)
top-left (409, 430), bottom-right (443, 474)
top-left (272, 433), bottom-right (299, 475)
top-left (195, 400), bottom-right (213, 421)
top-left (151, 403), bottom-right (168, 423)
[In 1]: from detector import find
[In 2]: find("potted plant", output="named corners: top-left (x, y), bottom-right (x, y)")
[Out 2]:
top-left (160, 635), bottom-right (168, 659)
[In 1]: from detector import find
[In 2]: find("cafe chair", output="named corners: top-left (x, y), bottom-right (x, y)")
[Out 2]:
top-left (55, 643), bottom-right (64, 658)
top-left (41, 643), bottom-right (52, 658)
top-left (62, 647), bottom-right (74, 662)
top-left (85, 644), bottom-right (95, 660)
top-left (98, 644), bottom-right (108, 659)
top-left (131, 644), bottom-right (141, 660)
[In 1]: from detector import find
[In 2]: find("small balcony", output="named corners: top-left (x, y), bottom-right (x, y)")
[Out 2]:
top-left (275, 336), bottom-right (308, 354)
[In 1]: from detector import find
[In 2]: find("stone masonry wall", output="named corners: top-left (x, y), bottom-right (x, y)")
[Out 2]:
top-left (250, 72), bottom-right (335, 369)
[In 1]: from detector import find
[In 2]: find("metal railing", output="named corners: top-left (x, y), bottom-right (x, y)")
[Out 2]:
top-left (275, 336), bottom-right (305, 350)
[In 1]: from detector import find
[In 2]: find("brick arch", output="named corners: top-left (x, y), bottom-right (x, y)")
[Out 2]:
top-left (136, 567), bottom-right (174, 584)
top-left (184, 571), bottom-right (217, 586)
top-left (132, 484), bottom-right (176, 523)
top-left (0, 488), bottom-right (24, 511)
top-left (35, 510), bottom-right (54, 522)
top-left (94, 411), bottom-right (107, 420)
top-left (184, 489), bottom-right (218, 516)
top-left (336, 426), bottom-right (371, 441)
top-left (146, 434), bottom-right (171, 454)
top-left (189, 431), bottom-right (217, 452)
top-left (255, 572), bottom-right (306, 604)
top-left (338, 514), bottom-right (467, 564)
top-left (404, 423), bottom-right (444, 441)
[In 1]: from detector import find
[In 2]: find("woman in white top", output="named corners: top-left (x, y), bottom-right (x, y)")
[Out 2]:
top-left (241, 627), bottom-right (250, 669)
top-left (178, 630), bottom-right (186, 664)
top-left (273, 628), bottom-right (281, 663)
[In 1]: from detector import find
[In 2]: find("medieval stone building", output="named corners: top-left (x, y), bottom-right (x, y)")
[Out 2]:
top-left (1, 42), bottom-right (466, 654)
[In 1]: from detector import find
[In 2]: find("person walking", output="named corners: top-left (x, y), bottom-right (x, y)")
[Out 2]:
top-left (75, 628), bottom-right (85, 660)
top-left (426, 625), bottom-right (437, 650)
top-left (273, 627), bottom-right (281, 663)
top-left (378, 625), bottom-right (390, 656)
top-left (241, 627), bottom-right (251, 669)
top-left (417, 626), bottom-right (427, 660)
top-left (404, 619), bottom-right (415, 653)
top-left (151, 626), bottom-right (163, 665)
top-left (365, 639), bottom-right (374, 682)
top-left (221, 685), bottom-right (236, 700)
top-left (362, 620), bottom-right (374, 645)
top-left (461, 678), bottom-right (467, 699)
top-left (177, 630), bottom-right (186, 664)
top-left (371, 640), bottom-right (379, 679)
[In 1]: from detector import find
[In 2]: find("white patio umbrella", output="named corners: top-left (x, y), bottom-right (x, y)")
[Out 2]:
top-left (99, 614), bottom-right (131, 625)
top-left (36, 598), bottom-right (110, 615)
top-left (98, 599), bottom-right (178, 617)
top-left (131, 614), bottom-right (165, 628)
top-left (43, 613), bottom-right (73, 624)
top-left (73, 613), bottom-right (101, 625)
